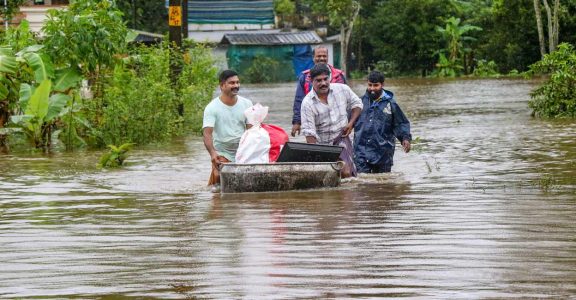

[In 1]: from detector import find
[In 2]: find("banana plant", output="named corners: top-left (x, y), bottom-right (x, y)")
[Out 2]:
top-left (10, 80), bottom-right (69, 148)
top-left (10, 67), bottom-right (83, 150)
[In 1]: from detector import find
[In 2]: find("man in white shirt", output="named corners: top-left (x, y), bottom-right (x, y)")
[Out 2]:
top-left (300, 64), bottom-right (363, 177)
top-left (300, 64), bottom-right (363, 144)
top-left (203, 70), bottom-right (253, 186)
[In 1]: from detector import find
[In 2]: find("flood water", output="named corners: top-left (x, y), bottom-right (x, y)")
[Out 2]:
top-left (1, 78), bottom-right (575, 299)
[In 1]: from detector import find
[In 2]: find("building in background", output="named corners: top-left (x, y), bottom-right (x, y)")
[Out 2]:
top-left (186, 0), bottom-right (278, 43)
top-left (16, 0), bottom-right (68, 32)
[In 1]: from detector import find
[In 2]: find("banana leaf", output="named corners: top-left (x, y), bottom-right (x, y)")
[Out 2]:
top-left (53, 67), bottom-right (82, 92)
top-left (46, 93), bottom-right (70, 122)
top-left (0, 48), bottom-right (17, 74)
top-left (19, 83), bottom-right (32, 111)
top-left (25, 79), bottom-right (51, 122)
top-left (23, 52), bottom-right (54, 82)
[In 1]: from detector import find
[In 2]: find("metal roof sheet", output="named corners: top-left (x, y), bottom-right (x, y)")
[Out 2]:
top-left (221, 31), bottom-right (323, 45)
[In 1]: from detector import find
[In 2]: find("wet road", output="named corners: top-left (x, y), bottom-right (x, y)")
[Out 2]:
top-left (1, 78), bottom-right (575, 298)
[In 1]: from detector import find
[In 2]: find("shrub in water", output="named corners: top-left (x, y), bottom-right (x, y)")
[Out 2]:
top-left (528, 43), bottom-right (576, 119)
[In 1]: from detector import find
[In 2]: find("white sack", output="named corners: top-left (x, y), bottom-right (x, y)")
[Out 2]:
top-left (235, 103), bottom-right (271, 164)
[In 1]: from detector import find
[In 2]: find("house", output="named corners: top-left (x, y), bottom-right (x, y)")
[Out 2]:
top-left (219, 31), bottom-right (343, 81)
top-left (186, 0), bottom-right (278, 43)
top-left (184, 0), bottom-right (342, 80)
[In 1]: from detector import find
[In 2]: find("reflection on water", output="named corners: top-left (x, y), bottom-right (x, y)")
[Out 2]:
top-left (1, 78), bottom-right (575, 298)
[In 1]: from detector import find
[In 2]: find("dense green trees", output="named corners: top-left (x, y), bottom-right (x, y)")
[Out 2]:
top-left (361, 0), bottom-right (460, 76)
top-left (476, 0), bottom-right (541, 73)
top-left (345, 0), bottom-right (574, 76)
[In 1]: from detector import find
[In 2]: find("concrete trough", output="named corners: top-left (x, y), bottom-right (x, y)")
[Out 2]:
top-left (220, 162), bottom-right (342, 193)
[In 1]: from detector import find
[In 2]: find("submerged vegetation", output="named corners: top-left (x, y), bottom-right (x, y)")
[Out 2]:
top-left (98, 142), bottom-right (135, 168)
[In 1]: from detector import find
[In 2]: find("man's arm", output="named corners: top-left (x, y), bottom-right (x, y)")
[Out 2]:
top-left (341, 85), bottom-right (363, 137)
top-left (342, 107), bottom-right (362, 137)
top-left (300, 99), bottom-right (318, 144)
top-left (203, 127), bottom-right (221, 166)
top-left (391, 102), bottom-right (412, 153)
top-left (291, 74), bottom-right (307, 136)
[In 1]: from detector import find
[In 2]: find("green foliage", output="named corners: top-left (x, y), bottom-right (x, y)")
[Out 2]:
top-left (10, 80), bottom-right (70, 149)
top-left (42, 0), bottom-right (127, 76)
top-left (0, 0), bottom-right (26, 23)
top-left (349, 70), bottom-right (365, 80)
top-left (364, 0), bottom-right (458, 76)
top-left (303, 0), bottom-right (359, 29)
top-left (374, 60), bottom-right (399, 78)
top-left (0, 44), bottom-right (49, 131)
top-left (244, 55), bottom-right (281, 83)
top-left (177, 44), bottom-right (218, 133)
top-left (528, 43), bottom-right (576, 119)
top-left (0, 34), bottom-right (84, 150)
top-left (0, 0), bottom-right (216, 152)
top-left (116, 0), bottom-right (168, 33)
top-left (476, 0), bottom-right (540, 73)
top-left (473, 59), bottom-right (500, 77)
top-left (0, 20), bottom-right (39, 53)
top-left (274, 0), bottom-right (296, 15)
top-left (435, 16), bottom-right (482, 76)
top-left (85, 42), bottom-right (217, 145)
top-left (98, 142), bottom-right (134, 168)
top-left (91, 45), bottom-right (177, 146)
top-left (433, 53), bottom-right (461, 77)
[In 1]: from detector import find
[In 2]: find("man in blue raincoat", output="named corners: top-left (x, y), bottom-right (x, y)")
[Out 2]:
top-left (354, 71), bottom-right (412, 173)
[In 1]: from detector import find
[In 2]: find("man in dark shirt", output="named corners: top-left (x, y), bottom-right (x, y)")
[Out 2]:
top-left (353, 71), bottom-right (412, 173)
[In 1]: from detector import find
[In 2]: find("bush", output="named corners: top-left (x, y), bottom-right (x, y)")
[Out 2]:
top-left (177, 44), bottom-right (218, 133)
top-left (473, 59), bottom-right (500, 77)
top-left (244, 55), bottom-right (281, 83)
top-left (84, 43), bottom-right (218, 146)
top-left (89, 45), bottom-right (178, 146)
top-left (528, 43), bottom-right (576, 119)
top-left (374, 60), bottom-right (399, 78)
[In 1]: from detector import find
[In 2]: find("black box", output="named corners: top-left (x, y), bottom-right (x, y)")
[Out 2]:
top-left (276, 142), bottom-right (343, 162)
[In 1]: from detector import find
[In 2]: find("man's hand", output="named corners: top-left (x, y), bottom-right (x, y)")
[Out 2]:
top-left (342, 123), bottom-right (354, 137)
top-left (210, 153), bottom-right (221, 166)
top-left (291, 123), bottom-right (301, 137)
top-left (402, 140), bottom-right (411, 153)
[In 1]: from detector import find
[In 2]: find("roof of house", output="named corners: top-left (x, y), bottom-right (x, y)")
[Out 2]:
top-left (189, 0), bottom-right (274, 25)
top-left (127, 30), bottom-right (164, 43)
top-left (220, 31), bottom-right (323, 45)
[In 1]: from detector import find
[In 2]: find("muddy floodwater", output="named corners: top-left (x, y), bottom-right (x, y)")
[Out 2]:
top-left (1, 78), bottom-right (575, 299)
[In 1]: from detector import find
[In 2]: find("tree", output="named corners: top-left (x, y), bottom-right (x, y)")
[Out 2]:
top-left (304, 0), bottom-right (360, 76)
top-left (533, 0), bottom-right (561, 58)
top-left (42, 0), bottom-right (127, 91)
top-left (364, 0), bottom-right (458, 76)
top-left (436, 16), bottom-right (481, 75)
top-left (477, 0), bottom-right (541, 73)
